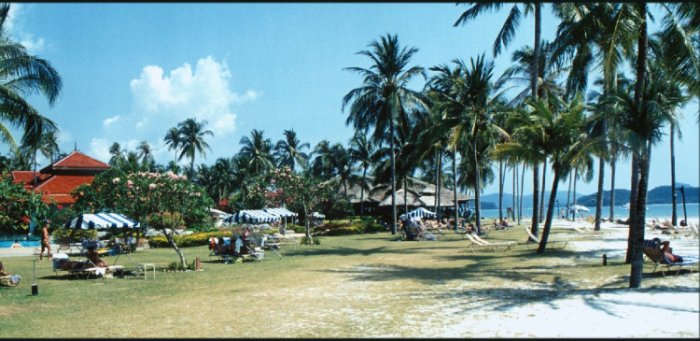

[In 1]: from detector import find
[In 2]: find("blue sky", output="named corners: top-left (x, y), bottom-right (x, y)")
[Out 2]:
top-left (4, 3), bottom-right (699, 197)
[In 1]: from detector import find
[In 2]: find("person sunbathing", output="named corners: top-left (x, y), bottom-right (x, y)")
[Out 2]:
top-left (659, 240), bottom-right (684, 264)
top-left (86, 247), bottom-right (108, 267)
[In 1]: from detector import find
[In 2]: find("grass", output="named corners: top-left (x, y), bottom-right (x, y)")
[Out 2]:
top-left (0, 224), bottom-right (697, 337)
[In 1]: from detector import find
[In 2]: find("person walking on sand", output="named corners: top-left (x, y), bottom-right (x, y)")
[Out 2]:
top-left (40, 220), bottom-right (51, 261)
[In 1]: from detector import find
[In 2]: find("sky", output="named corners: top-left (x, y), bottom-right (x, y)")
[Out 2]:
top-left (3, 2), bottom-right (699, 197)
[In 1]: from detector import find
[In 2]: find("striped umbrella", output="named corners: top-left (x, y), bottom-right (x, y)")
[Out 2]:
top-left (65, 213), bottom-right (140, 229)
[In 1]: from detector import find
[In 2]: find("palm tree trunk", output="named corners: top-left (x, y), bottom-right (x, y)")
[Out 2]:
top-left (626, 154), bottom-right (640, 264)
top-left (303, 204), bottom-right (313, 244)
top-left (537, 168), bottom-right (561, 253)
top-left (539, 160), bottom-right (546, 223)
top-left (670, 123), bottom-right (677, 226)
top-left (473, 132), bottom-right (482, 234)
top-left (403, 175), bottom-right (408, 216)
top-left (566, 172), bottom-right (572, 220)
top-left (594, 155), bottom-right (605, 231)
top-left (453, 147), bottom-right (458, 230)
top-left (437, 151), bottom-right (442, 220)
top-left (531, 163), bottom-right (540, 236)
top-left (572, 169), bottom-right (578, 221)
top-left (434, 151), bottom-right (439, 216)
top-left (498, 160), bottom-right (504, 222)
top-left (360, 167), bottom-right (367, 219)
top-left (609, 156), bottom-right (616, 221)
top-left (512, 163), bottom-right (517, 221)
top-left (519, 164), bottom-right (525, 224)
top-left (629, 2), bottom-right (648, 288)
top-left (389, 118), bottom-right (397, 235)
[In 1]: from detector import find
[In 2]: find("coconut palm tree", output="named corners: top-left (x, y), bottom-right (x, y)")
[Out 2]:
top-left (0, 4), bottom-right (62, 157)
top-left (348, 132), bottom-right (375, 219)
top-left (36, 129), bottom-right (59, 164)
top-left (274, 129), bottom-right (310, 171)
top-left (176, 118), bottom-right (213, 172)
top-left (136, 140), bottom-right (155, 171)
top-left (163, 127), bottom-right (181, 163)
top-left (342, 34), bottom-right (426, 235)
top-left (239, 129), bottom-right (274, 175)
top-left (310, 139), bottom-right (334, 181)
top-left (455, 2), bottom-right (545, 235)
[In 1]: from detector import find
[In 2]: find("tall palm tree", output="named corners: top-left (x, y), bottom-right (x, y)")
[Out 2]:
top-left (348, 132), bottom-right (375, 219)
top-left (455, 2), bottom-right (544, 236)
top-left (239, 129), bottom-right (274, 175)
top-left (137, 140), bottom-right (155, 171)
top-left (163, 127), bottom-right (181, 163)
top-left (342, 34), bottom-right (426, 235)
top-left (37, 129), bottom-right (60, 164)
top-left (274, 129), bottom-right (310, 171)
top-left (108, 142), bottom-right (124, 167)
top-left (553, 3), bottom-right (637, 231)
top-left (0, 4), bottom-right (62, 157)
top-left (310, 139), bottom-right (334, 180)
top-left (176, 118), bottom-right (213, 172)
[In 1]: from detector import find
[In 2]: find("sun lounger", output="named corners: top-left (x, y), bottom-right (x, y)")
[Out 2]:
top-left (465, 232), bottom-right (516, 252)
top-left (51, 253), bottom-right (124, 279)
top-left (522, 226), bottom-right (567, 250)
top-left (642, 240), bottom-right (699, 276)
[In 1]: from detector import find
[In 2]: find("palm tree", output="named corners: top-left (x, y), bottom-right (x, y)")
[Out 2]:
top-left (163, 127), bottom-right (181, 163)
top-left (108, 142), bottom-right (124, 167)
top-left (137, 140), bottom-right (155, 171)
top-left (342, 34), bottom-right (426, 235)
top-left (455, 2), bottom-right (545, 235)
top-left (239, 129), bottom-right (274, 175)
top-left (176, 118), bottom-right (213, 172)
top-left (553, 3), bottom-right (637, 231)
top-left (37, 129), bottom-right (60, 164)
top-left (0, 4), bottom-right (62, 157)
top-left (274, 129), bottom-right (310, 172)
top-left (348, 132), bottom-right (375, 219)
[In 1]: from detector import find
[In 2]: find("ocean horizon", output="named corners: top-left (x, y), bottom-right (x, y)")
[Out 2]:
top-left (476, 203), bottom-right (700, 221)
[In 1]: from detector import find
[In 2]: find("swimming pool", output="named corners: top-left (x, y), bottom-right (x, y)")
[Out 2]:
top-left (0, 240), bottom-right (41, 248)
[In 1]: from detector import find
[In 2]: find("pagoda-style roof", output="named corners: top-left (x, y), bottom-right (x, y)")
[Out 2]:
top-left (40, 151), bottom-right (109, 175)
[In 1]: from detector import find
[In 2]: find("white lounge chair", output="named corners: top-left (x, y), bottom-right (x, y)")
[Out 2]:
top-left (465, 233), bottom-right (516, 253)
top-left (522, 226), bottom-right (568, 250)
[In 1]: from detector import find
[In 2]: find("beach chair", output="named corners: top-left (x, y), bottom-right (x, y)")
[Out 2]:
top-left (642, 239), bottom-right (699, 276)
top-left (242, 236), bottom-right (265, 261)
top-left (262, 234), bottom-right (282, 258)
top-left (465, 232), bottom-right (516, 253)
top-left (51, 253), bottom-right (124, 279)
top-left (521, 226), bottom-right (567, 250)
top-left (688, 222), bottom-right (700, 239)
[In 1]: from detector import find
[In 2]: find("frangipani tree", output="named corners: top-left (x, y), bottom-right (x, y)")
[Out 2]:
top-left (72, 169), bottom-right (213, 268)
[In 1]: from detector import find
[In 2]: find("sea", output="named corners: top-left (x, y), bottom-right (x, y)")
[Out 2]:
top-left (477, 203), bottom-right (700, 222)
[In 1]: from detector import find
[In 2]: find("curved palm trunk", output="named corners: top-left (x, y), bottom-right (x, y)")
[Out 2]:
top-left (433, 151), bottom-right (439, 218)
top-left (389, 118), bottom-right (397, 235)
top-left (609, 156), bottom-right (616, 221)
top-left (629, 3), bottom-right (647, 289)
top-left (512, 163), bottom-right (517, 221)
top-left (670, 123), bottom-right (677, 226)
top-left (537, 167), bottom-right (561, 253)
top-left (539, 160), bottom-right (546, 222)
top-left (531, 164), bottom-right (540, 235)
top-left (594, 155), bottom-right (605, 231)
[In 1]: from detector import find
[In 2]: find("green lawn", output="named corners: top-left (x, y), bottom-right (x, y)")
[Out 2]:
top-left (0, 226), bottom-right (695, 337)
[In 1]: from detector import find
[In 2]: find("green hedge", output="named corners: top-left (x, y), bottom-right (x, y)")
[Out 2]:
top-left (147, 230), bottom-right (235, 248)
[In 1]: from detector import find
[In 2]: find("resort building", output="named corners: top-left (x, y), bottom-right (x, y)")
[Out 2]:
top-left (11, 151), bottom-right (110, 205)
top-left (344, 176), bottom-right (474, 219)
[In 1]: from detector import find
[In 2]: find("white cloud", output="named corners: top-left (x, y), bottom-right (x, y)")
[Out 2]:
top-left (89, 138), bottom-right (112, 163)
top-left (103, 115), bottom-right (121, 128)
top-left (94, 56), bottom-right (256, 165)
top-left (6, 4), bottom-right (45, 54)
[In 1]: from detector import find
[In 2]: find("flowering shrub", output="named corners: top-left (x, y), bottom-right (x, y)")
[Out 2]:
top-left (72, 169), bottom-right (214, 267)
top-left (0, 174), bottom-right (46, 234)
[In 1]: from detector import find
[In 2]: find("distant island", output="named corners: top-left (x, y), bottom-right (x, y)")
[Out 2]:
top-left (481, 185), bottom-right (698, 209)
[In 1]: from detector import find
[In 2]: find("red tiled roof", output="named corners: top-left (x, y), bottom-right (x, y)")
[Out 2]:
top-left (41, 151), bottom-right (109, 172)
top-left (42, 193), bottom-right (77, 205)
top-left (34, 174), bottom-right (96, 194)
top-left (11, 171), bottom-right (51, 185)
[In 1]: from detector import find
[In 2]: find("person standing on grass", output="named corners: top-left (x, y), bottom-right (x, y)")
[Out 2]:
top-left (39, 220), bottom-right (52, 261)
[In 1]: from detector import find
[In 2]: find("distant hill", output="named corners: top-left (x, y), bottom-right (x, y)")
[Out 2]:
top-left (480, 191), bottom-right (581, 209)
top-left (482, 185), bottom-right (698, 208)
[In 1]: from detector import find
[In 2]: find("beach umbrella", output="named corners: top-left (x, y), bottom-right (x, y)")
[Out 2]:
top-left (65, 213), bottom-right (140, 229)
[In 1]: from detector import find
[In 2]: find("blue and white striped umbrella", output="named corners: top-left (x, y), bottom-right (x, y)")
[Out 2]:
top-left (399, 207), bottom-right (437, 220)
top-left (264, 207), bottom-right (298, 218)
top-left (225, 210), bottom-right (281, 224)
top-left (65, 213), bottom-right (140, 229)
